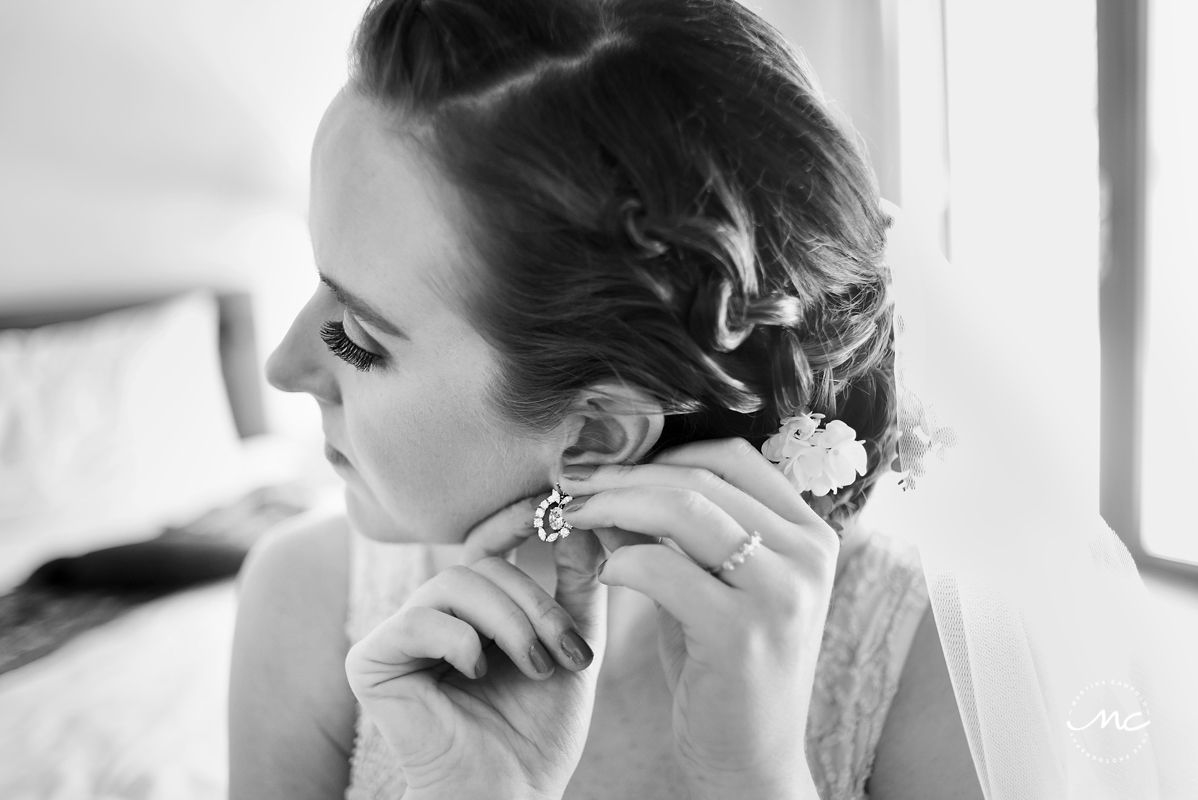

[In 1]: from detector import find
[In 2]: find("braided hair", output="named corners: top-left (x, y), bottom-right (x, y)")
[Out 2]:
top-left (350, 0), bottom-right (896, 527)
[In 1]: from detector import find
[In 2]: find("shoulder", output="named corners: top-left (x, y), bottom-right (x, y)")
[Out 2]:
top-left (237, 510), bottom-right (352, 613)
top-left (866, 603), bottom-right (985, 800)
top-left (235, 512), bottom-right (353, 662)
top-left (229, 512), bottom-right (357, 800)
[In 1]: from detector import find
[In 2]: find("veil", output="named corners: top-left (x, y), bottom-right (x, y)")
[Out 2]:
top-left (868, 199), bottom-right (1198, 798)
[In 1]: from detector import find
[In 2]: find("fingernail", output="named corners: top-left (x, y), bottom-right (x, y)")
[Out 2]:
top-left (563, 496), bottom-right (588, 513)
top-left (562, 465), bottom-right (596, 481)
top-left (529, 642), bottom-right (554, 675)
top-left (473, 652), bottom-right (487, 678)
top-left (597, 558), bottom-right (607, 577)
top-left (560, 630), bottom-right (593, 668)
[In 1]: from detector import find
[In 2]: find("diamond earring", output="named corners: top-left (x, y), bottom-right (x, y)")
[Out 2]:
top-left (533, 482), bottom-right (573, 542)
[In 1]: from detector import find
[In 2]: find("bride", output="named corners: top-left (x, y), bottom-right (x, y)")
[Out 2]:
top-left (228, 1), bottom-right (1189, 798)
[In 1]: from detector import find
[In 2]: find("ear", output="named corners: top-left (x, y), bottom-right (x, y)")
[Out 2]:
top-left (558, 380), bottom-right (665, 470)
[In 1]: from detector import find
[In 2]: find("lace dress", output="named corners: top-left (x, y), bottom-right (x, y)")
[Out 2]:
top-left (343, 530), bottom-right (930, 800)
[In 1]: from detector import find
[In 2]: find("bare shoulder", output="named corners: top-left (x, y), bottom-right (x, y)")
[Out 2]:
top-left (229, 512), bottom-right (357, 800)
top-left (867, 603), bottom-right (986, 800)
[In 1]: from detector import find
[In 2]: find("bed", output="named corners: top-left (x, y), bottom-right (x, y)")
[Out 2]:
top-left (0, 290), bottom-right (333, 799)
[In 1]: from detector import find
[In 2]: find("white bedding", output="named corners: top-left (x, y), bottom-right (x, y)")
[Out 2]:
top-left (0, 580), bottom-right (236, 800)
top-left (0, 434), bottom-right (339, 798)
top-left (0, 433), bottom-right (326, 593)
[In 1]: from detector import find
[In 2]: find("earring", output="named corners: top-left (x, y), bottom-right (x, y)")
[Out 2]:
top-left (533, 482), bottom-right (573, 542)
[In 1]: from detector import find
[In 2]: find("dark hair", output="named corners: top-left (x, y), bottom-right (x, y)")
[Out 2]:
top-left (349, 0), bottom-right (895, 528)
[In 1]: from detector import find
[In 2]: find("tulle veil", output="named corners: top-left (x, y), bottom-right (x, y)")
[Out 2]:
top-left (868, 199), bottom-right (1198, 798)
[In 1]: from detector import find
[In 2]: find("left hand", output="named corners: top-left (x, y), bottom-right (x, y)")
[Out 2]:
top-left (559, 438), bottom-right (840, 800)
top-left (344, 515), bottom-right (606, 800)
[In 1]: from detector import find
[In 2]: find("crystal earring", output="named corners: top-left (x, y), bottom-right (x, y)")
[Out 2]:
top-left (533, 482), bottom-right (573, 542)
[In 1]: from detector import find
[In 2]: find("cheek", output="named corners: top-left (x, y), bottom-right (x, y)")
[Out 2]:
top-left (343, 367), bottom-right (550, 542)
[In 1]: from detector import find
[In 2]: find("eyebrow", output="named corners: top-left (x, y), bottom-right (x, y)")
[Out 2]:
top-left (318, 272), bottom-right (410, 340)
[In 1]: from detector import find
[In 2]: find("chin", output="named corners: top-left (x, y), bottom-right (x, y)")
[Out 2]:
top-left (344, 485), bottom-right (461, 545)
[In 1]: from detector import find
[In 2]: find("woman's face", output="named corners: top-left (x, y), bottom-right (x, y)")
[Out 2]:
top-left (266, 88), bottom-right (562, 543)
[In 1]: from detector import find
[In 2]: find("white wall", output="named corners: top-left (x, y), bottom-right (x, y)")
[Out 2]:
top-left (0, 0), bottom-right (895, 301)
top-left (0, 0), bottom-right (370, 436)
top-left (746, 0), bottom-right (900, 200)
top-left (1, 0), bottom-right (897, 439)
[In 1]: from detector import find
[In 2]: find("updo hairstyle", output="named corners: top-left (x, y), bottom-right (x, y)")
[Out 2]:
top-left (350, 0), bottom-right (896, 528)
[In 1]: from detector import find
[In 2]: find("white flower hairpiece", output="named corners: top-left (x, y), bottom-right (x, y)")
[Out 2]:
top-left (761, 411), bottom-right (869, 496)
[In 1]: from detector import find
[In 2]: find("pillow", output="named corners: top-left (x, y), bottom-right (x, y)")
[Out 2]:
top-left (0, 291), bottom-right (246, 586)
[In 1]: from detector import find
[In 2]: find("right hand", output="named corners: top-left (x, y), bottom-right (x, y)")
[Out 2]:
top-left (344, 495), bottom-right (607, 800)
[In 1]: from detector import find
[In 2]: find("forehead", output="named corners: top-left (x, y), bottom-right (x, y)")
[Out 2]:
top-left (309, 89), bottom-right (475, 326)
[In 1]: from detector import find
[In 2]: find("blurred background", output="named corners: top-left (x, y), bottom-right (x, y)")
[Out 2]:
top-left (0, 0), bottom-right (1193, 797)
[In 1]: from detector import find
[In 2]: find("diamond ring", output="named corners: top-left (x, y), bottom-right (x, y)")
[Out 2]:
top-left (709, 531), bottom-right (763, 576)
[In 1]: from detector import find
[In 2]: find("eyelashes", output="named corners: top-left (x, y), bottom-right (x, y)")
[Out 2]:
top-left (320, 320), bottom-right (382, 372)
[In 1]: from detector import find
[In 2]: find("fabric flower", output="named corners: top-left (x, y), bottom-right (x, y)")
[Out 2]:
top-left (761, 412), bottom-right (869, 496)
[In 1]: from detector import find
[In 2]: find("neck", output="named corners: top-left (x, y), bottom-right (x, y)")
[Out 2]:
top-left (510, 534), bottom-right (658, 670)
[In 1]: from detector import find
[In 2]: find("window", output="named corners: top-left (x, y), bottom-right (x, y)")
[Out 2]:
top-left (1140, 0), bottom-right (1198, 567)
top-left (759, 0), bottom-right (1195, 577)
top-left (1097, 0), bottom-right (1198, 577)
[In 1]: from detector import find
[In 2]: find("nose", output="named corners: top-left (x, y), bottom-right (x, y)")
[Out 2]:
top-left (265, 291), bottom-right (340, 405)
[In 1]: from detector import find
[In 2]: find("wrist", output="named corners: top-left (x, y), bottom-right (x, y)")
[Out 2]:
top-left (683, 764), bottom-right (820, 800)
top-left (404, 788), bottom-right (558, 800)
top-left (399, 755), bottom-right (564, 800)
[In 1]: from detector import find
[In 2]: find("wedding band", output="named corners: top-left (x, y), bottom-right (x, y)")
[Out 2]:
top-left (710, 531), bottom-right (763, 575)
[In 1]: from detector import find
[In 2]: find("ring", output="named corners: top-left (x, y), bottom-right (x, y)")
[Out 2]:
top-left (709, 531), bottom-right (763, 575)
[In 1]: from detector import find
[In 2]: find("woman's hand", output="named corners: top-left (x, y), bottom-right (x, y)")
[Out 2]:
top-left (559, 438), bottom-right (838, 800)
top-left (344, 518), bottom-right (606, 800)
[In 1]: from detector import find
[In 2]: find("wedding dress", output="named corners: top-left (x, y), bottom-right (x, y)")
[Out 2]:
top-left (339, 201), bottom-right (1198, 799)
top-left (343, 527), bottom-right (933, 800)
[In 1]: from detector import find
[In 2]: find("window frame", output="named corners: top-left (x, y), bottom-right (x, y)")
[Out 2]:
top-left (1097, 0), bottom-right (1198, 580)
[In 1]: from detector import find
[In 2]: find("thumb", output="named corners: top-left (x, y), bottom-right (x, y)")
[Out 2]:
top-left (551, 529), bottom-right (607, 645)
top-left (458, 495), bottom-right (539, 564)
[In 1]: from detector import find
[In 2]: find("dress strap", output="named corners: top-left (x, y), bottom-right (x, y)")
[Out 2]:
top-left (805, 531), bottom-right (930, 799)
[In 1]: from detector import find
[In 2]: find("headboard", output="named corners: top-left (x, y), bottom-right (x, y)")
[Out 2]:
top-left (0, 290), bottom-right (267, 439)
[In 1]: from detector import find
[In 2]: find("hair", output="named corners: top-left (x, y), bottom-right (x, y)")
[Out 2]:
top-left (348, 0), bottom-right (896, 529)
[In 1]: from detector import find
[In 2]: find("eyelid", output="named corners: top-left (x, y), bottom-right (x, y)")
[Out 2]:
top-left (320, 319), bottom-right (382, 372)
top-left (341, 312), bottom-right (380, 349)
top-left (318, 273), bottom-right (407, 340)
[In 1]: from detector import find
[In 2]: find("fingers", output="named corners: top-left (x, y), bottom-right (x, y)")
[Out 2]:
top-left (597, 543), bottom-right (733, 631)
top-left (653, 438), bottom-right (826, 528)
top-left (550, 529), bottom-right (606, 643)
top-left (401, 565), bottom-right (565, 679)
top-left (471, 556), bottom-right (596, 670)
top-left (459, 495), bottom-right (542, 564)
top-left (654, 439), bottom-right (841, 559)
top-left (346, 604), bottom-right (485, 695)
top-left (563, 464), bottom-right (795, 558)
top-left (568, 486), bottom-right (740, 565)
top-left (563, 486), bottom-right (791, 589)
top-left (348, 556), bottom-right (602, 709)
top-left (561, 439), bottom-right (841, 562)
top-left (592, 526), bottom-right (658, 554)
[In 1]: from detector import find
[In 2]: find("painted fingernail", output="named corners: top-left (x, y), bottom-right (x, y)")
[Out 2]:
top-left (562, 465), bottom-right (596, 480)
top-left (529, 642), bottom-right (554, 675)
top-left (560, 630), bottom-right (593, 668)
top-left (563, 496), bottom-right (588, 513)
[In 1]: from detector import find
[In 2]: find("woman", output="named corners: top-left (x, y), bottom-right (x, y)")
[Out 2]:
top-left (229, 0), bottom-right (987, 797)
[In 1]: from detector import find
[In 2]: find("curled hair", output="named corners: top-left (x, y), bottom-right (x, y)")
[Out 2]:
top-left (350, 0), bottom-right (895, 527)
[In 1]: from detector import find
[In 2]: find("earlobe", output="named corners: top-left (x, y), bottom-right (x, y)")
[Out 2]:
top-left (559, 381), bottom-right (664, 470)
